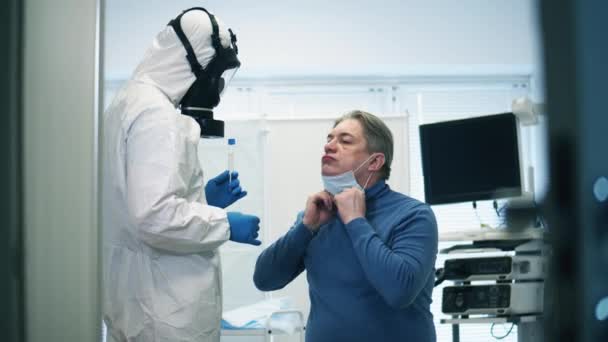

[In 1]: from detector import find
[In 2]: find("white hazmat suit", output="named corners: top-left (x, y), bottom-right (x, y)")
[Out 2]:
top-left (102, 10), bottom-right (237, 342)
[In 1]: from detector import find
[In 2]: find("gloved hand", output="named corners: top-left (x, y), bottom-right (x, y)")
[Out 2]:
top-left (205, 170), bottom-right (247, 209)
top-left (227, 212), bottom-right (262, 246)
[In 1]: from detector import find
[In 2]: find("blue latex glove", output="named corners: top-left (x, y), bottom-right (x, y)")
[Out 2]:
top-left (205, 170), bottom-right (247, 209)
top-left (227, 212), bottom-right (262, 246)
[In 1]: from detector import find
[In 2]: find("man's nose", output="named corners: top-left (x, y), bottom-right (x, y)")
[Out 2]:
top-left (324, 139), bottom-right (337, 153)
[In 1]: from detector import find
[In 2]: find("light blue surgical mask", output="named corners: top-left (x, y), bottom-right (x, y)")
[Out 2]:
top-left (322, 154), bottom-right (376, 195)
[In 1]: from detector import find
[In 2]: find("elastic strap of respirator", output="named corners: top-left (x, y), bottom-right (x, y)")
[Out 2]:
top-left (168, 7), bottom-right (222, 77)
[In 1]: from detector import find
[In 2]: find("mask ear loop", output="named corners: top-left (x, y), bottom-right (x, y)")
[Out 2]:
top-left (354, 153), bottom-right (379, 190)
top-left (362, 171), bottom-right (375, 190)
top-left (354, 153), bottom-right (378, 174)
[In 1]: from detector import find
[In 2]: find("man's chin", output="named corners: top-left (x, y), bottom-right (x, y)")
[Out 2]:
top-left (321, 166), bottom-right (340, 177)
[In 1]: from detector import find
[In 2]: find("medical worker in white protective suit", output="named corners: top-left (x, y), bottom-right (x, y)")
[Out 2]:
top-left (102, 7), bottom-right (261, 342)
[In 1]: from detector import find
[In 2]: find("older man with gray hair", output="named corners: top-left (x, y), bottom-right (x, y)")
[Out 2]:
top-left (254, 110), bottom-right (439, 342)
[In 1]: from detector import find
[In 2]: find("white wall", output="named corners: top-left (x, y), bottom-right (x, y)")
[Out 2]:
top-left (23, 0), bottom-right (100, 341)
top-left (105, 0), bottom-right (541, 79)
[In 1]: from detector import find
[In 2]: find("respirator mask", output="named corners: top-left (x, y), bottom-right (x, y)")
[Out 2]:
top-left (169, 7), bottom-right (240, 138)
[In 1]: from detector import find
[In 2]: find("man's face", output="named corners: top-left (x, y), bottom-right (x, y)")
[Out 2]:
top-left (322, 119), bottom-right (370, 176)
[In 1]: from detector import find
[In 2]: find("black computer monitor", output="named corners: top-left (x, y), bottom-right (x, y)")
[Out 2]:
top-left (419, 113), bottom-right (522, 205)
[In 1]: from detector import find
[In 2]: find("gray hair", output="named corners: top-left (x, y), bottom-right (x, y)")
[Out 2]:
top-left (334, 110), bottom-right (394, 180)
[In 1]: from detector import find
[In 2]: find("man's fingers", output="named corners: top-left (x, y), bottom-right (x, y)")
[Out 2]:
top-left (323, 197), bottom-right (332, 210)
top-left (314, 197), bottom-right (330, 210)
top-left (317, 191), bottom-right (332, 209)
top-left (311, 191), bottom-right (333, 209)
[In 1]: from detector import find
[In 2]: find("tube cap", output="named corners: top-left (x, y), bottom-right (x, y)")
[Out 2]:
top-left (228, 138), bottom-right (236, 145)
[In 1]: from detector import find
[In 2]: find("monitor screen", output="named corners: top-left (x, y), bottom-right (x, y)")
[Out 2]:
top-left (419, 113), bottom-right (522, 205)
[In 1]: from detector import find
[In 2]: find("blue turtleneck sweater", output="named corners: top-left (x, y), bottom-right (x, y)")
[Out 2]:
top-left (253, 181), bottom-right (438, 342)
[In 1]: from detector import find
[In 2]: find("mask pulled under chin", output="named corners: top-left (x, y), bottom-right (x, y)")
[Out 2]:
top-left (321, 154), bottom-right (376, 196)
top-left (322, 171), bottom-right (364, 196)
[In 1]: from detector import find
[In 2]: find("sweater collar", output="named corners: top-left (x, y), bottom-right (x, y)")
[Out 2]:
top-left (365, 180), bottom-right (388, 201)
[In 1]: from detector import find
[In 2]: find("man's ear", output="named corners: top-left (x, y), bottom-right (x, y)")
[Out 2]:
top-left (369, 153), bottom-right (385, 172)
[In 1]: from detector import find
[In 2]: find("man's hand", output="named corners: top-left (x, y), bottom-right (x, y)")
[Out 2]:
top-left (302, 191), bottom-right (335, 232)
top-left (334, 187), bottom-right (366, 224)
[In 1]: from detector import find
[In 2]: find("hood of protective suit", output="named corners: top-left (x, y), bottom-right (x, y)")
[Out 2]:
top-left (131, 10), bottom-right (235, 106)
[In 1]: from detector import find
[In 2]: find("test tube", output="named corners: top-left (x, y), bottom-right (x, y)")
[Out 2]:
top-left (228, 138), bottom-right (236, 182)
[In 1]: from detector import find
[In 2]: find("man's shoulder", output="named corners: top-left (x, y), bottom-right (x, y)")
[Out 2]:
top-left (383, 191), bottom-right (437, 231)
top-left (104, 83), bottom-right (173, 131)
top-left (386, 192), bottom-right (438, 239)
top-left (128, 84), bottom-right (174, 118)
top-left (386, 189), bottom-right (431, 212)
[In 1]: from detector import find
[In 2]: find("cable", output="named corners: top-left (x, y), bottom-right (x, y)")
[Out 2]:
top-left (537, 213), bottom-right (547, 229)
top-left (532, 200), bottom-right (547, 229)
top-left (434, 268), bottom-right (445, 287)
top-left (493, 200), bottom-right (509, 228)
top-left (472, 201), bottom-right (491, 228)
top-left (490, 322), bottom-right (515, 339)
top-left (493, 200), bottom-right (510, 217)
